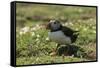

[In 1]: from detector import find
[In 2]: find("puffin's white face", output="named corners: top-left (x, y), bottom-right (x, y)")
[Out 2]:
top-left (48, 20), bottom-right (62, 31)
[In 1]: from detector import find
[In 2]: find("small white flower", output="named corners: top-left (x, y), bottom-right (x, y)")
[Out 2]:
top-left (75, 28), bottom-right (79, 31)
top-left (71, 54), bottom-right (74, 58)
top-left (36, 24), bottom-right (39, 27)
top-left (19, 30), bottom-right (26, 35)
top-left (36, 38), bottom-right (39, 41)
top-left (31, 32), bottom-right (35, 36)
top-left (78, 20), bottom-right (81, 22)
top-left (36, 24), bottom-right (41, 29)
top-left (92, 26), bottom-right (96, 29)
top-left (36, 34), bottom-right (40, 38)
top-left (31, 27), bottom-right (36, 31)
top-left (93, 31), bottom-right (96, 33)
top-left (64, 23), bottom-right (68, 26)
top-left (69, 22), bottom-right (73, 26)
top-left (21, 26), bottom-right (30, 32)
top-left (36, 57), bottom-right (39, 61)
top-left (46, 37), bottom-right (49, 41)
top-left (19, 31), bottom-right (23, 35)
top-left (89, 18), bottom-right (93, 21)
top-left (19, 26), bottom-right (30, 35)
top-left (83, 28), bottom-right (87, 31)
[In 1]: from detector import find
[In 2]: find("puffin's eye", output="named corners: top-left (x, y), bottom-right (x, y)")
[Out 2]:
top-left (54, 22), bottom-right (57, 24)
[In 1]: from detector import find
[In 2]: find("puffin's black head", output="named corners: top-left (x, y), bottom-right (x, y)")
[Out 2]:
top-left (46, 20), bottom-right (62, 31)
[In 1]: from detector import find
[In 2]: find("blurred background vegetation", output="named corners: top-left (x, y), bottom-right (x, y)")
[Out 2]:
top-left (16, 3), bottom-right (97, 65)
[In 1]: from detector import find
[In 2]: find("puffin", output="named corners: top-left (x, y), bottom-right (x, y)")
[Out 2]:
top-left (46, 20), bottom-right (79, 50)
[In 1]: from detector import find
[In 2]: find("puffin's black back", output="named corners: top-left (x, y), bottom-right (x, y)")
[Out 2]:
top-left (61, 26), bottom-right (79, 43)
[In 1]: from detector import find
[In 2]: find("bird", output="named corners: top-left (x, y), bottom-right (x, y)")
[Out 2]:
top-left (46, 19), bottom-right (79, 51)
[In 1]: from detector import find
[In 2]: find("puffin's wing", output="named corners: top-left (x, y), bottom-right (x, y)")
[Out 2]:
top-left (62, 26), bottom-right (79, 43)
top-left (62, 26), bottom-right (75, 36)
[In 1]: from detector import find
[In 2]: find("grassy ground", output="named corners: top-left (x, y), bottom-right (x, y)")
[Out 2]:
top-left (16, 3), bottom-right (97, 65)
top-left (16, 56), bottom-right (88, 65)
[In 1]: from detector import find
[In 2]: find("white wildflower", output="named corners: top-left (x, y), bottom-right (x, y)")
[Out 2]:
top-left (64, 23), bottom-right (68, 26)
top-left (36, 34), bottom-right (40, 38)
top-left (69, 22), bottom-right (73, 26)
top-left (75, 28), bottom-right (79, 31)
top-left (36, 38), bottom-right (39, 41)
top-left (36, 57), bottom-right (39, 61)
top-left (19, 30), bottom-right (26, 35)
top-left (92, 26), bottom-right (96, 29)
top-left (83, 28), bottom-right (87, 31)
top-left (19, 31), bottom-right (23, 35)
top-left (31, 24), bottom-right (41, 31)
top-left (36, 24), bottom-right (39, 27)
top-left (78, 20), bottom-right (81, 22)
top-left (19, 26), bottom-right (30, 35)
top-left (93, 31), bottom-right (96, 33)
top-left (36, 24), bottom-right (41, 29)
top-left (71, 54), bottom-right (74, 58)
top-left (19, 27), bottom-right (29, 35)
top-left (31, 27), bottom-right (37, 31)
top-left (31, 32), bottom-right (35, 36)
top-left (89, 18), bottom-right (93, 21)
top-left (46, 37), bottom-right (49, 41)
top-left (21, 26), bottom-right (30, 32)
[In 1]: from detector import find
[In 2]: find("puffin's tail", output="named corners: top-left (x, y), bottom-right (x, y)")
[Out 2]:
top-left (71, 32), bottom-right (79, 43)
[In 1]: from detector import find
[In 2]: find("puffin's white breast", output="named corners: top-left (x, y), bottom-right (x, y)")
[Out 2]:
top-left (48, 31), bottom-right (71, 45)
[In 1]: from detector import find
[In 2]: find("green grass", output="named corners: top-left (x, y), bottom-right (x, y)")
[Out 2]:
top-left (16, 3), bottom-right (97, 65)
top-left (16, 56), bottom-right (88, 65)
